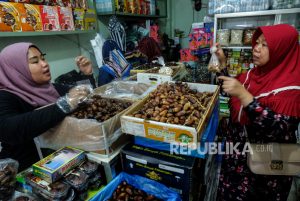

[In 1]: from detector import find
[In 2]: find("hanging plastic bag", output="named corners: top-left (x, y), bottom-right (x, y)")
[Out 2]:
top-left (208, 45), bottom-right (222, 73)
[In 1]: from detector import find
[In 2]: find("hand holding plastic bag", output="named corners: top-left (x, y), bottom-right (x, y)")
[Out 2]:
top-left (208, 45), bottom-right (222, 73)
top-left (56, 84), bottom-right (93, 113)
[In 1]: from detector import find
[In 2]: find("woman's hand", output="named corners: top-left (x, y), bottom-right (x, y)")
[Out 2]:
top-left (218, 76), bottom-right (254, 107)
top-left (215, 43), bottom-right (227, 67)
top-left (75, 56), bottom-right (93, 75)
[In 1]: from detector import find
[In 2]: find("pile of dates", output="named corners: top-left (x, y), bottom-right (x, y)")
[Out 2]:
top-left (0, 159), bottom-right (18, 200)
top-left (71, 95), bottom-right (132, 122)
top-left (131, 82), bottom-right (214, 128)
top-left (107, 181), bottom-right (162, 201)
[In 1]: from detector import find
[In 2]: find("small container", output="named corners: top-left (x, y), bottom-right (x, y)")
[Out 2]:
top-left (26, 173), bottom-right (70, 201)
top-left (79, 160), bottom-right (98, 177)
top-left (243, 29), bottom-right (255, 46)
top-left (217, 29), bottom-right (230, 46)
top-left (230, 29), bottom-right (243, 46)
top-left (88, 172), bottom-right (103, 190)
top-left (65, 189), bottom-right (76, 201)
top-left (0, 158), bottom-right (19, 201)
top-left (64, 169), bottom-right (89, 200)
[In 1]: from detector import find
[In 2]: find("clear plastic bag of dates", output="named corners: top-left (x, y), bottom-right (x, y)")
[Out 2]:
top-left (208, 46), bottom-right (221, 73)
top-left (0, 158), bottom-right (19, 200)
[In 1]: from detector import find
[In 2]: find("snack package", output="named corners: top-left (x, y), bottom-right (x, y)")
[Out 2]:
top-left (208, 46), bottom-right (221, 73)
top-left (230, 29), bottom-right (243, 45)
top-left (0, 159), bottom-right (19, 200)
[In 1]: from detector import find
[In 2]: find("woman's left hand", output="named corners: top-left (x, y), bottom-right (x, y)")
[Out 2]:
top-left (218, 76), bottom-right (254, 107)
top-left (75, 56), bottom-right (93, 75)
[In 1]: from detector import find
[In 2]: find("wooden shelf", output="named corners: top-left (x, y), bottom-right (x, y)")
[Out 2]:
top-left (0, 30), bottom-right (96, 37)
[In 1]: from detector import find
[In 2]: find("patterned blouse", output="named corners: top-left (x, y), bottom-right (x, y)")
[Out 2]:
top-left (217, 99), bottom-right (299, 201)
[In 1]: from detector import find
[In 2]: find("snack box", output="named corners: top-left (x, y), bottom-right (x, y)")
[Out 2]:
top-left (39, 5), bottom-right (60, 31)
top-left (73, 8), bottom-right (84, 30)
top-left (22, 4), bottom-right (43, 31)
top-left (121, 82), bottom-right (219, 149)
top-left (57, 6), bottom-right (74, 31)
top-left (0, 2), bottom-right (22, 32)
top-left (84, 8), bottom-right (96, 30)
top-left (32, 147), bottom-right (86, 183)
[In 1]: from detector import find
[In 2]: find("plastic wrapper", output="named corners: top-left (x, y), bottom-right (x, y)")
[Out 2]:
top-left (230, 29), bottom-right (243, 45)
top-left (208, 46), bottom-right (222, 73)
top-left (93, 81), bottom-right (155, 102)
top-left (217, 29), bottom-right (230, 46)
top-left (243, 29), bottom-right (256, 45)
top-left (90, 172), bottom-right (181, 201)
top-left (56, 84), bottom-right (93, 114)
top-left (25, 172), bottom-right (70, 201)
top-left (158, 67), bottom-right (173, 75)
top-left (0, 158), bottom-right (19, 201)
top-left (36, 96), bottom-right (131, 152)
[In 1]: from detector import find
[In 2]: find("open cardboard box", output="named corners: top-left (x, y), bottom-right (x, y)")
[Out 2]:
top-left (121, 82), bottom-right (219, 149)
top-left (35, 98), bottom-right (134, 155)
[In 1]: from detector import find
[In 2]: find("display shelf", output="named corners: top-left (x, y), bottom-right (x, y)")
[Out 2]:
top-left (0, 30), bottom-right (96, 37)
top-left (98, 12), bottom-right (166, 18)
top-left (213, 8), bottom-right (300, 44)
top-left (222, 46), bottom-right (252, 49)
top-left (214, 8), bottom-right (300, 18)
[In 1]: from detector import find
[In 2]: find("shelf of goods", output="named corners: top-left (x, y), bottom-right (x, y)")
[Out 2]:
top-left (95, 0), bottom-right (167, 18)
top-left (213, 8), bottom-right (300, 48)
top-left (0, 30), bottom-right (96, 37)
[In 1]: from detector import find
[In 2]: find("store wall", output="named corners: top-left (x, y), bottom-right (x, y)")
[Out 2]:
top-left (170, 0), bottom-right (208, 48)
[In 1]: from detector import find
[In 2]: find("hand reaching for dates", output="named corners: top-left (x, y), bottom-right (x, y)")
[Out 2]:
top-left (56, 84), bottom-right (93, 113)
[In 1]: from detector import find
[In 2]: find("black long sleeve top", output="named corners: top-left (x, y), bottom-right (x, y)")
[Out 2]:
top-left (0, 84), bottom-right (69, 171)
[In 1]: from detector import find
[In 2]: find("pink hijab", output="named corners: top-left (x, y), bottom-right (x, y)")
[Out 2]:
top-left (0, 42), bottom-right (60, 107)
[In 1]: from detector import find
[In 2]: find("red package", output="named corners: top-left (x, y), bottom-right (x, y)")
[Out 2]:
top-left (39, 5), bottom-right (60, 31)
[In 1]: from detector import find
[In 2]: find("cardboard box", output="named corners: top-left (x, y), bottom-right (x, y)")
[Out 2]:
top-left (0, 2), bottom-right (22, 32)
top-left (121, 83), bottom-right (219, 148)
top-left (121, 143), bottom-right (201, 201)
top-left (57, 6), bottom-right (74, 31)
top-left (39, 5), bottom-right (60, 31)
top-left (32, 147), bottom-right (86, 183)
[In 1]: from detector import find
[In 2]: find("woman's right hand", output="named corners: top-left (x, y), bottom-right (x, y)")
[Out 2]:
top-left (215, 43), bottom-right (227, 67)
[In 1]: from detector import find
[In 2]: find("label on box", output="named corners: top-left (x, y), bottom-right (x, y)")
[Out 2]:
top-left (144, 122), bottom-right (196, 144)
top-left (121, 120), bottom-right (145, 137)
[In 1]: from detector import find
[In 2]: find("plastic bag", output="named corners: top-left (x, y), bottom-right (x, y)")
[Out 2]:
top-left (0, 158), bottom-right (19, 200)
top-left (208, 46), bottom-right (222, 73)
top-left (90, 172), bottom-right (181, 201)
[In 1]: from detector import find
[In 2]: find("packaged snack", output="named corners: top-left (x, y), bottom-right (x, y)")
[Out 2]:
top-left (26, 172), bottom-right (70, 201)
top-left (0, 2), bottom-right (22, 32)
top-left (243, 29), bottom-right (255, 46)
top-left (217, 29), bottom-right (230, 46)
top-left (73, 8), bottom-right (84, 30)
top-left (64, 169), bottom-right (89, 200)
top-left (230, 29), bottom-right (243, 45)
top-left (0, 158), bottom-right (19, 201)
top-left (84, 9), bottom-right (96, 30)
top-left (32, 147), bottom-right (86, 183)
top-left (39, 5), bottom-right (60, 31)
top-left (58, 6), bottom-right (75, 31)
top-left (79, 160), bottom-right (98, 176)
top-left (208, 46), bottom-right (221, 73)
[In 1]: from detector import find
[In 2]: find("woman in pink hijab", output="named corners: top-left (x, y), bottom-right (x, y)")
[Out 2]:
top-left (0, 42), bottom-right (91, 171)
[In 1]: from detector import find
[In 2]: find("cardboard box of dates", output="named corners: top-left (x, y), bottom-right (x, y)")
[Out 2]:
top-left (36, 95), bottom-right (133, 154)
top-left (121, 82), bottom-right (219, 148)
top-left (121, 143), bottom-right (201, 201)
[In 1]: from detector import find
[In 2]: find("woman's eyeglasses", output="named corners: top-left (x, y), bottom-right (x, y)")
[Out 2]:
top-left (28, 53), bottom-right (46, 64)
